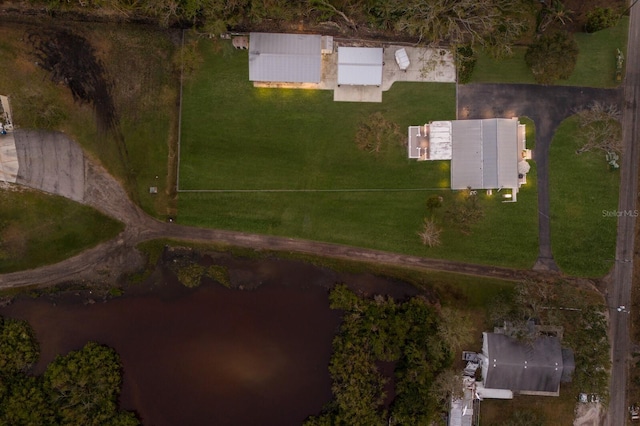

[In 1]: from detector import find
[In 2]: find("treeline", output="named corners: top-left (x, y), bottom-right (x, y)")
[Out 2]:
top-left (0, 316), bottom-right (138, 425)
top-left (28, 0), bottom-right (531, 52)
top-left (305, 285), bottom-right (455, 425)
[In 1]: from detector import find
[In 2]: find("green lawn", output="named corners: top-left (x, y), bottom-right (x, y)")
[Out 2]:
top-left (470, 17), bottom-right (628, 87)
top-left (549, 116), bottom-right (619, 277)
top-left (481, 382), bottom-right (579, 426)
top-left (559, 17), bottom-right (629, 87)
top-left (178, 40), bottom-right (539, 268)
top-left (470, 47), bottom-right (536, 84)
top-left (0, 188), bottom-right (124, 273)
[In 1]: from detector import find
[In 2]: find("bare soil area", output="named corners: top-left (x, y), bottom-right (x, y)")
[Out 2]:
top-left (27, 28), bottom-right (118, 135)
top-left (574, 403), bottom-right (603, 426)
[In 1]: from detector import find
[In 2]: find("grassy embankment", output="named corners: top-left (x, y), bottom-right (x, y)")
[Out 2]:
top-left (0, 22), bottom-right (177, 218)
top-left (178, 39), bottom-right (539, 269)
top-left (0, 188), bottom-right (123, 273)
top-left (549, 116), bottom-right (619, 277)
top-left (0, 24), bottom-right (156, 273)
top-left (470, 16), bottom-right (628, 87)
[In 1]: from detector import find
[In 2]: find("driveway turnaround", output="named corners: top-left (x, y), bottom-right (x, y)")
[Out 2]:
top-left (457, 83), bottom-right (622, 271)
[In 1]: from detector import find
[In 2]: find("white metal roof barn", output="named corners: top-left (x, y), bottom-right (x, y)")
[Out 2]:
top-left (337, 47), bottom-right (383, 86)
top-left (249, 33), bottom-right (322, 83)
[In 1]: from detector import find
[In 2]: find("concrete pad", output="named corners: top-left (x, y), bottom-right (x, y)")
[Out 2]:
top-left (0, 132), bottom-right (18, 183)
top-left (334, 85), bottom-right (382, 103)
top-left (318, 52), bottom-right (337, 90)
top-left (382, 46), bottom-right (456, 91)
top-left (14, 130), bottom-right (86, 202)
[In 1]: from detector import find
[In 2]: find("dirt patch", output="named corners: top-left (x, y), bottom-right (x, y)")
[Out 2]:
top-left (26, 28), bottom-right (118, 135)
top-left (574, 402), bottom-right (602, 426)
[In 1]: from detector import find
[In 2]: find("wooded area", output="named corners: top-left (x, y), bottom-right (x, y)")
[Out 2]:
top-left (0, 316), bottom-right (138, 425)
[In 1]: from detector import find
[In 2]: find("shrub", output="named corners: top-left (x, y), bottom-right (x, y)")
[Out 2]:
top-left (456, 45), bottom-right (476, 84)
top-left (206, 265), bottom-right (230, 288)
top-left (585, 7), bottom-right (619, 33)
top-left (175, 263), bottom-right (205, 288)
top-left (525, 31), bottom-right (578, 84)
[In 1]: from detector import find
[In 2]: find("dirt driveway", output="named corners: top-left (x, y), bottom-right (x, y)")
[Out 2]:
top-left (457, 83), bottom-right (622, 270)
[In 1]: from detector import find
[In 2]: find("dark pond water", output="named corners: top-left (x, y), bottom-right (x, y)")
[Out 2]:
top-left (0, 255), bottom-right (420, 426)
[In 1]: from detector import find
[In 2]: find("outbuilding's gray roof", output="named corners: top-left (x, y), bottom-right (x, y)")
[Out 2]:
top-left (483, 332), bottom-right (565, 393)
top-left (337, 47), bottom-right (383, 86)
top-left (249, 33), bottom-right (322, 83)
top-left (451, 118), bottom-right (519, 190)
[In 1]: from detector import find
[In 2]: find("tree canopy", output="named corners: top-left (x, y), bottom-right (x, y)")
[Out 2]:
top-left (306, 285), bottom-right (453, 425)
top-left (525, 31), bottom-right (578, 84)
top-left (0, 315), bottom-right (138, 425)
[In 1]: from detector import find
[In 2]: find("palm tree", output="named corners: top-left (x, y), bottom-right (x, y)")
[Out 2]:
top-left (538, 0), bottom-right (573, 32)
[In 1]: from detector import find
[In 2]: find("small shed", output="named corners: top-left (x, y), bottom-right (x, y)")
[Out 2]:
top-left (337, 47), bottom-right (383, 86)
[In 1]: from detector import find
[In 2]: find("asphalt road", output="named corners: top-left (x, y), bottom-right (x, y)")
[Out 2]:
top-left (607, 2), bottom-right (640, 424)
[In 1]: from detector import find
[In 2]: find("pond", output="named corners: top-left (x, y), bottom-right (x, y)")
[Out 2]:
top-left (0, 254), bottom-right (420, 425)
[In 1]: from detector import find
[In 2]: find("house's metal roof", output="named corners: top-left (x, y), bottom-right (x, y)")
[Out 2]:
top-left (483, 332), bottom-right (565, 393)
top-left (337, 47), bottom-right (383, 86)
top-left (450, 118), bottom-right (519, 190)
top-left (249, 33), bottom-right (322, 83)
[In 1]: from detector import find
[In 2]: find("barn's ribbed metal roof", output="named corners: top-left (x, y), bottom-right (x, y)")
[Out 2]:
top-left (249, 33), bottom-right (322, 83)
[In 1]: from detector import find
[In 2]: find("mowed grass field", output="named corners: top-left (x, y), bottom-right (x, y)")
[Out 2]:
top-left (178, 40), bottom-right (539, 268)
top-left (549, 116), bottom-right (619, 277)
top-left (470, 17), bottom-right (628, 87)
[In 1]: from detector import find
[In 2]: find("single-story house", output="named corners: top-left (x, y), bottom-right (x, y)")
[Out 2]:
top-left (337, 47), bottom-right (383, 86)
top-left (408, 118), bottom-right (531, 201)
top-left (477, 332), bottom-right (575, 397)
top-left (249, 32), bottom-right (322, 84)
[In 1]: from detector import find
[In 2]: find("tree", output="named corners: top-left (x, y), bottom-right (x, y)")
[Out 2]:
top-left (574, 101), bottom-right (623, 155)
top-left (429, 369), bottom-right (464, 409)
top-left (394, 0), bottom-right (529, 52)
top-left (426, 195), bottom-right (443, 215)
top-left (525, 31), bottom-right (578, 84)
top-left (44, 342), bottom-right (137, 425)
top-left (0, 376), bottom-right (55, 425)
top-left (585, 7), bottom-right (619, 33)
top-left (444, 188), bottom-right (483, 235)
top-left (0, 317), bottom-right (39, 376)
top-left (436, 307), bottom-right (474, 353)
top-left (418, 218), bottom-right (443, 247)
top-left (455, 46), bottom-right (476, 84)
top-left (537, 0), bottom-right (573, 33)
top-left (354, 112), bottom-right (403, 155)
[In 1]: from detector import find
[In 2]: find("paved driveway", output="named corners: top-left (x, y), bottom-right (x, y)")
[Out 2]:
top-left (457, 83), bottom-right (622, 270)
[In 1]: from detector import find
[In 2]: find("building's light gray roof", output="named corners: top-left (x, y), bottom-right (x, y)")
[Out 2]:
top-left (483, 332), bottom-right (565, 393)
top-left (337, 47), bottom-right (383, 86)
top-left (249, 33), bottom-right (322, 83)
top-left (451, 118), bottom-right (519, 190)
